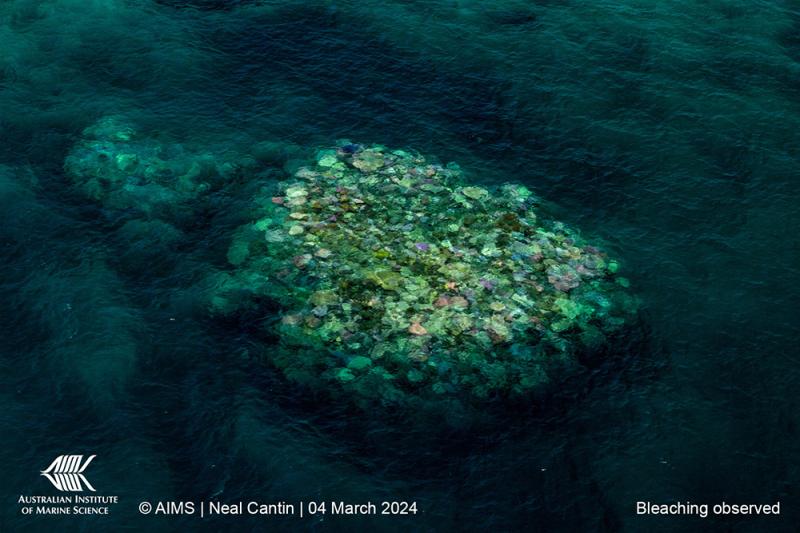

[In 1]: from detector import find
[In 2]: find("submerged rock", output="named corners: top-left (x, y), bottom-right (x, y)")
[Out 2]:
top-left (214, 143), bottom-right (640, 410)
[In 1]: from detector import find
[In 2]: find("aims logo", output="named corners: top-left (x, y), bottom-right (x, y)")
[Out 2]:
top-left (41, 455), bottom-right (96, 492)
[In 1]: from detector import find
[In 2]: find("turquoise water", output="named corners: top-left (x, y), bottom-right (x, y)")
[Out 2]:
top-left (2, 1), bottom-right (799, 531)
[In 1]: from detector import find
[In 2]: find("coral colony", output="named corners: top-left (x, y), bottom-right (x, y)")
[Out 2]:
top-left (66, 119), bottom-right (638, 410)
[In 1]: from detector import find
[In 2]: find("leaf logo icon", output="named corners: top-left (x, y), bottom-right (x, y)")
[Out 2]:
top-left (41, 455), bottom-right (97, 492)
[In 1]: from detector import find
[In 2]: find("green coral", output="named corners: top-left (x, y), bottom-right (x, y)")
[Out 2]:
top-left (347, 356), bottom-right (373, 371)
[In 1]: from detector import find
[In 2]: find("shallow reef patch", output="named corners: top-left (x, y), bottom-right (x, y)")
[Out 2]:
top-left (212, 143), bottom-right (640, 412)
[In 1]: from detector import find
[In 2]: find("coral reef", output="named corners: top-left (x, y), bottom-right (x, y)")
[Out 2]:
top-left (64, 116), bottom-right (257, 217)
top-left (63, 121), bottom-right (638, 411)
top-left (214, 143), bottom-right (639, 408)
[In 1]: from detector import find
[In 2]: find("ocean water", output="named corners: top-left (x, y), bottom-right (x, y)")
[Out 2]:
top-left (1, 1), bottom-right (799, 531)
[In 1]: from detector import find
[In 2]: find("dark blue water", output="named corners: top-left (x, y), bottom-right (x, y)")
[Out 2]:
top-left (2, 1), bottom-right (799, 531)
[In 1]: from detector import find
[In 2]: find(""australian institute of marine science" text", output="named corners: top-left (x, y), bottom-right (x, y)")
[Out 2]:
top-left (18, 495), bottom-right (119, 515)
